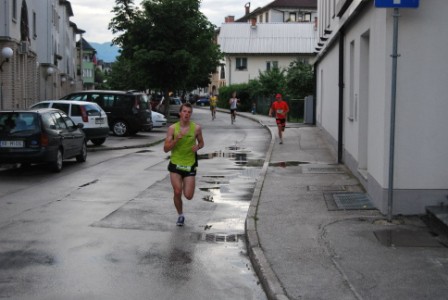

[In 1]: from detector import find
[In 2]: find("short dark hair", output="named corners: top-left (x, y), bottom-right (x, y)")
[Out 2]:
top-left (179, 102), bottom-right (193, 112)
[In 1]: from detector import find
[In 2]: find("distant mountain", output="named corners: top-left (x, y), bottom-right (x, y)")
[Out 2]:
top-left (91, 42), bottom-right (120, 63)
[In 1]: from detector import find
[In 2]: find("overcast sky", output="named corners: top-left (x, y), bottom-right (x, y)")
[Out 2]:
top-left (70, 0), bottom-right (272, 43)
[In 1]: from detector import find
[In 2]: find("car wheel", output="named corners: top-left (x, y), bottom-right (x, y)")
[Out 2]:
top-left (50, 148), bottom-right (63, 172)
top-left (76, 141), bottom-right (87, 162)
top-left (91, 138), bottom-right (106, 146)
top-left (112, 121), bottom-right (128, 136)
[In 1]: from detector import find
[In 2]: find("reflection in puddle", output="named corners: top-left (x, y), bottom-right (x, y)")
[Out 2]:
top-left (198, 146), bottom-right (263, 205)
top-left (198, 151), bottom-right (264, 167)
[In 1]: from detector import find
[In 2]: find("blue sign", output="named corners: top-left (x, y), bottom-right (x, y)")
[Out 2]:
top-left (375, 0), bottom-right (419, 8)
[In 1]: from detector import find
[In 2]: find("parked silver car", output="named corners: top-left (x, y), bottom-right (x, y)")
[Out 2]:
top-left (30, 100), bottom-right (109, 145)
top-left (157, 97), bottom-right (182, 117)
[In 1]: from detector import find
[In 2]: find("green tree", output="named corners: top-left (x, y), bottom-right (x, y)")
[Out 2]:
top-left (257, 67), bottom-right (287, 98)
top-left (107, 56), bottom-right (135, 90)
top-left (109, 0), bottom-right (222, 114)
top-left (94, 67), bottom-right (105, 88)
top-left (285, 59), bottom-right (314, 99)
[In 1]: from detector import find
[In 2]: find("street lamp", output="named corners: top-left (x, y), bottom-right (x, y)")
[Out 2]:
top-left (1, 47), bottom-right (14, 110)
top-left (0, 47), bottom-right (13, 71)
top-left (46, 66), bottom-right (54, 78)
top-left (45, 66), bottom-right (54, 99)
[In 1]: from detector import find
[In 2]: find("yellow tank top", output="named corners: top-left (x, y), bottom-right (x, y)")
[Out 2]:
top-left (171, 122), bottom-right (196, 167)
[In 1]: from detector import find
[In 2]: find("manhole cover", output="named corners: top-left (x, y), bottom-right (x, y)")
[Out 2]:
top-left (199, 233), bottom-right (243, 243)
top-left (324, 193), bottom-right (375, 210)
top-left (374, 229), bottom-right (444, 248)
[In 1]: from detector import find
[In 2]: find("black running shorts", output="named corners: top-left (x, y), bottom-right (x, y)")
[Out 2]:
top-left (168, 161), bottom-right (197, 177)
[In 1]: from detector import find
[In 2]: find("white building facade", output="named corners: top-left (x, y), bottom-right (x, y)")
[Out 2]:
top-left (0, 0), bottom-right (83, 110)
top-left (314, 0), bottom-right (448, 215)
top-left (211, 0), bottom-right (318, 92)
top-left (219, 22), bottom-right (317, 86)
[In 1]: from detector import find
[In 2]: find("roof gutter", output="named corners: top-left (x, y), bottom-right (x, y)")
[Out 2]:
top-left (338, 30), bottom-right (345, 163)
top-left (312, 0), bottom-right (371, 65)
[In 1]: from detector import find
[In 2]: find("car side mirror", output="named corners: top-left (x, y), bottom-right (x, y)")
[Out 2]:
top-left (77, 123), bottom-right (84, 129)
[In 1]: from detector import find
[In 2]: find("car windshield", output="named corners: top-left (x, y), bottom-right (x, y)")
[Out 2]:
top-left (140, 94), bottom-right (150, 110)
top-left (0, 112), bottom-right (38, 134)
top-left (171, 98), bottom-right (181, 105)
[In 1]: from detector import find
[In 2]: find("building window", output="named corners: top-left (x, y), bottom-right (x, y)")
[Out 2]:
top-left (265, 12), bottom-right (269, 23)
top-left (83, 68), bottom-right (93, 78)
top-left (266, 61), bottom-right (278, 71)
top-left (33, 11), bottom-right (37, 38)
top-left (289, 13), bottom-right (296, 22)
top-left (236, 57), bottom-right (247, 70)
top-left (12, 0), bottom-right (17, 21)
top-left (220, 64), bottom-right (225, 79)
top-left (304, 13), bottom-right (311, 22)
top-left (349, 40), bottom-right (355, 121)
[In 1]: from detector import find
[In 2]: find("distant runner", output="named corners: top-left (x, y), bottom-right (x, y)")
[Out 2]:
top-left (210, 93), bottom-right (217, 120)
top-left (269, 93), bottom-right (289, 144)
top-left (229, 91), bottom-right (239, 124)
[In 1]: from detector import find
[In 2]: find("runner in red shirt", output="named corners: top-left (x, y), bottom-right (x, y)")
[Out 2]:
top-left (269, 93), bottom-right (289, 144)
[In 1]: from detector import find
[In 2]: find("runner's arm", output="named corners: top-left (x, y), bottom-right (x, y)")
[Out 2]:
top-left (164, 125), bottom-right (181, 153)
top-left (268, 104), bottom-right (274, 117)
top-left (192, 125), bottom-right (204, 152)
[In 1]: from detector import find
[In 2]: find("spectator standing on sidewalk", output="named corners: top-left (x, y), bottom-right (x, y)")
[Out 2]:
top-left (163, 103), bottom-right (205, 226)
top-left (269, 93), bottom-right (289, 144)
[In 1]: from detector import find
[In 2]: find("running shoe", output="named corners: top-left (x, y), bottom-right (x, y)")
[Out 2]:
top-left (176, 216), bottom-right (185, 226)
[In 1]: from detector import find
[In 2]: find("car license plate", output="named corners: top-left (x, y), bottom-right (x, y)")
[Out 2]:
top-left (95, 118), bottom-right (104, 124)
top-left (0, 140), bottom-right (24, 148)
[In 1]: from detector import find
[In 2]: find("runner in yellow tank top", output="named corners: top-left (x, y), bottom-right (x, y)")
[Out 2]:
top-left (163, 103), bottom-right (204, 226)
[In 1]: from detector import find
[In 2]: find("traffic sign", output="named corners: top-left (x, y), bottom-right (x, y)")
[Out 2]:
top-left (375, 0), bottom-right (419, 8)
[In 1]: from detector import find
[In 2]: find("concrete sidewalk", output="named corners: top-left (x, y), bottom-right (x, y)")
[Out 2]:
top-left (241, 112), bottom-right (448, 300)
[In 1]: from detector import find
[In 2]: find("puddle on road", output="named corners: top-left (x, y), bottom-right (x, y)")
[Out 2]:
top-left (0, 250), bottom-right (55, 270)
top-left (198, 146), bottom-right (262, 205)
top-left (168, 143), bottom-right (264, 167)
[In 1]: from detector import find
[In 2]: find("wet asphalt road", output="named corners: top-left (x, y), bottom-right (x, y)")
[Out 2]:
top-left (0, 109), bottom-right (270, 300)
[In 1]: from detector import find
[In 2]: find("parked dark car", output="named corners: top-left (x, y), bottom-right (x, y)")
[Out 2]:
top-left (0, 109), bottom-right (87, 172)
top-left (61, 90), bottom-right (153, 136)
top-left (196, 97), bottom-right (210, 106)
top-left (30, 100), bottom-right (109, 145)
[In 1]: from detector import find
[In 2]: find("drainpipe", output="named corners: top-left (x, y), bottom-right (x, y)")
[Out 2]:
top-left (312, 64), bottom-right (317, 125)
top-left (337, 30), bottom-right (345, 164)
top-left (228, 57), bottom-right (232, 85)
